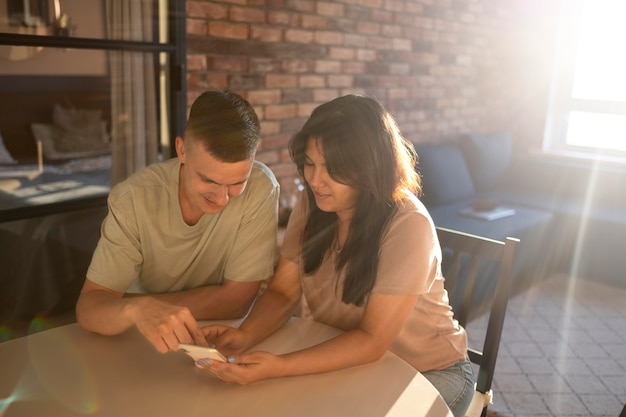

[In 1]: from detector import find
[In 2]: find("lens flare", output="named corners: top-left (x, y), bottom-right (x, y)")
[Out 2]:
top-left (26, 321), bottom-right (100, 414)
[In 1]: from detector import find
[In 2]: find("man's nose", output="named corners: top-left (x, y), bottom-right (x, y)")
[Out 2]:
top-left (213, 185), bottom-right (229, 205)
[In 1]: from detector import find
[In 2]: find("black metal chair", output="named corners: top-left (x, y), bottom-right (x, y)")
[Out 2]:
top-left (436, 227), bottom-right (519, 417)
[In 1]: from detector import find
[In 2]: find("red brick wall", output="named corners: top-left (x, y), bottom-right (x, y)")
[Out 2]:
top-left (185, 0), bottom-right (559, 187)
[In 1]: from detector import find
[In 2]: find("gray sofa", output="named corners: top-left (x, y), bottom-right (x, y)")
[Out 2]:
top-left (414, 132), bottom-right (626, 298)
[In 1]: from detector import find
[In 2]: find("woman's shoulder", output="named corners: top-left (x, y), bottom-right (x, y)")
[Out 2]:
top-left (396, 191), bottom-right (430, 217)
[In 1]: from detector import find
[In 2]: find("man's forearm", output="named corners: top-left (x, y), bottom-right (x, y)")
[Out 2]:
top-left (76, 291), bottom-right (137, 335)
top-left (150, 281), bottom-right (261, 320)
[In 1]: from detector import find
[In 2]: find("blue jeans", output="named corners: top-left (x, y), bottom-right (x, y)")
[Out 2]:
top-left (422, 359), bottom-right (475, 417)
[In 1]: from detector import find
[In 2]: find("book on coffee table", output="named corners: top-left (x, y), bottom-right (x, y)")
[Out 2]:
top-left (459, 206), bottom-right (516, 221)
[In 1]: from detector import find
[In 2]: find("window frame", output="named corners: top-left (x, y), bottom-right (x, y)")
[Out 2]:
top-left (544, 0), bottom-right (626, 162)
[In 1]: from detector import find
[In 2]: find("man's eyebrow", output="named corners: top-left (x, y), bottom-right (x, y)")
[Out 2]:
top-left (197, 172), bottom-right (247, 186)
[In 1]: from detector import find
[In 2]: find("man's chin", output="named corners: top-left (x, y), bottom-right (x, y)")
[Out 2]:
top-left (203, 203), bottom-right (227, 214)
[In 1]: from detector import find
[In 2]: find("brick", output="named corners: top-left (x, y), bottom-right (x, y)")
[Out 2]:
top-left (316, 2), bottom-right (345, 17)
top-left (288, 0), bottom-right (314, 13)
top-left (208, 56), bottom-right (248, 72)
top-left (268, 161), bottom-right (298, 178)
top-left (314, 31), bottom-right (343, 45)
top-left (342, 61), bottom-right (365, 74)
top-left (282, 88), bottom-right (312, 103)
top-left (250, 26), bottom-right (283, 42)
top-left (356, 49), bottom-right (377, 62)
top-left (205, 73), bottom-right (229, 89)
top-left (370, 9), bottom-right (393, 23)
top-left (229, 74), bottom-right (263, 89)
top-left (285, 29), bottom-right (314, 44)
top-left (187, 73), bottom-right (209, 90)
top-left (266, 74), bottom-right (298, 88)
top-left (267, 11), bottom-right (293, 26)
top-left (299, 75), bottom-right (325, 88)
top-left (327, 74), bottom-right (353, 88)
top-left (315, 60), bottom-right (341, 73)
top-left (187, 2), bottom-right (228, 19)
top-left (249, 58), bottom-right (281, 73)
top-left (356, 21), bottom-right (380, 35)
top-left (282, 116), bottom-right (308, 133)
top-left (248, 89), bottom-right (281, 105)
top-left (343, 33), bottom-right (368, 48)
top-left (259, 120), bottom-right (281, 135)
top-left (297, 102), bottom-right (318, 117)
top-left (357, 0), bottom-right (383, 8)
top-left (368, 36), bottom-right (391, 50)
top-left (313, 88), bottom-right (341, 102)
top-left (265, 104), bottom-right (297, 120)
top-left (209, 22), bottom-right (249, 40)
top-left (230, 6), bottom-right (266, 23)
top-left (384, 0), bottom-right (404, 12)
top-left (263, 133), bottom-right (293, 149)
top-left (382, 24), bottom-right (402, 38)
top-left (328, 47), bottom-right (355, 60)
top-left (301, 15), bottom-right (329, 29)
top-left (255, 150), bottom-right (280, 165)
top-left (282, 59), bottom-right (311, 73)
top-left (187, 19), bottom-right (207, 36)
top-left (187, 55), bottom-right (207, 71)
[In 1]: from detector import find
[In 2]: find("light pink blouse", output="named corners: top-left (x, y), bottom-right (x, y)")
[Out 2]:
top-left (281, 192), bottom-right (467, 372)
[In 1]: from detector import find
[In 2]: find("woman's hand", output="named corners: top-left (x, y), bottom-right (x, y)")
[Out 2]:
top-left (195, 351), bottom-right (283, 385)
top-left (202, 324), bottom-right (254, 355)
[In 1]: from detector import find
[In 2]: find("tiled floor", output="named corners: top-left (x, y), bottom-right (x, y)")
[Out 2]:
top-left (468, 273), bottom-right (626, 417)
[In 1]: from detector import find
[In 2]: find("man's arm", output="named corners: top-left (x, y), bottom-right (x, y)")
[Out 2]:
top-left (148, 278), bottom-right (262, 320)
top-left (76, 279), bottom-right (209, 353)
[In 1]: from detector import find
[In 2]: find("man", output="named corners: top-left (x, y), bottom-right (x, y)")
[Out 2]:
top-left (76, 90), bottom-right (279, 353)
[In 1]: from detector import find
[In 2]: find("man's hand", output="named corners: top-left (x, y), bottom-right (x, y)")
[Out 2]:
top-left (126, 296), bottom-right (208, 353)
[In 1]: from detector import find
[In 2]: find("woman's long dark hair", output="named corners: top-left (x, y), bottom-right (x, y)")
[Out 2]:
top-left (288, 95), bottom-right (420, 306)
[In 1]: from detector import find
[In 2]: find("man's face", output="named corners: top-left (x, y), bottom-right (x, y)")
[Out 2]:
top-left (176, 136), bottom-right (253, 216)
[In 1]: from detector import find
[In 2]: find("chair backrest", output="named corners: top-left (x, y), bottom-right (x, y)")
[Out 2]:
top-left (436, 227), bottom-right (519, 417)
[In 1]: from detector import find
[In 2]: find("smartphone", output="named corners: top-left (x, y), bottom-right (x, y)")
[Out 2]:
top-left (178, 343), bottom-right (227, 363)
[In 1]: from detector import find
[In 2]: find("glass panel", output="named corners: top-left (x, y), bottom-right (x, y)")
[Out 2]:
top-left (572, 0), bottom-right (626, 102)
top-left (0, 47), bottom-right (167, 217)
top-left (0, 0), bottom-right (167, 43)
top-left (566, 111), bottom-right (626, 152)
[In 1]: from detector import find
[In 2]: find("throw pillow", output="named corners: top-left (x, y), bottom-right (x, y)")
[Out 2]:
top-left (31, 123), bottom-right (110, 160)
top-left (414, 142), bottom-right (475, 207)
top-left (460, 132), bottom-right (512, 192)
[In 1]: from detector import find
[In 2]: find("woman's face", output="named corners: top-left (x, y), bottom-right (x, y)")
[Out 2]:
top-left (303, 137), bottom-right (358, 220)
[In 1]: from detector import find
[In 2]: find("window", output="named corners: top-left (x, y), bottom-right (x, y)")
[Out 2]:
top-left (544, 0), bottom-right (626, 160)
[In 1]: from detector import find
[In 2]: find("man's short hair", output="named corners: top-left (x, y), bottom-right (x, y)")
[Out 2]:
top-left (184, 90), bottom-right (260, 162)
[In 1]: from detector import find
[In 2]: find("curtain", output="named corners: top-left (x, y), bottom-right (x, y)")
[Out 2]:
top-left (106, 0), bottom-right (159, 185)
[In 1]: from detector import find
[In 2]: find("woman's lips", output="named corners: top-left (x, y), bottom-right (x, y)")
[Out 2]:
top-left (314, 191), bottom-right (330, 200)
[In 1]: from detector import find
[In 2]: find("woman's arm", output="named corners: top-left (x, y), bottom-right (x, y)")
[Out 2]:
top-left (203, 256), bottom-right (302, 353)
top-left (198, 292), bottom-right (418, 384)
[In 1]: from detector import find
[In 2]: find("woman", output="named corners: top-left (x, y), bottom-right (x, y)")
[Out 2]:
top-left (199, 95), bottom-right (474, 417)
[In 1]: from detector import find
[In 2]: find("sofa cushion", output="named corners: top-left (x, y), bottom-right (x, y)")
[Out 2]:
top-left (460, 132), bottom-right (512, 191)
top-left (414, 142), bottom-right (475, 207)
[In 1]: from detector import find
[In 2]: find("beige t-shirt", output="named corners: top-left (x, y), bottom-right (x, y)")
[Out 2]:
top-left (87, 158), bottom-right (279, 294)
top-left (281, 192), bottom-right (467, 372)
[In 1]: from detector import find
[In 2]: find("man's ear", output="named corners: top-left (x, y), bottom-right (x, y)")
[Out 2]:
top-left (175, 136), bottom-right (185, 163)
